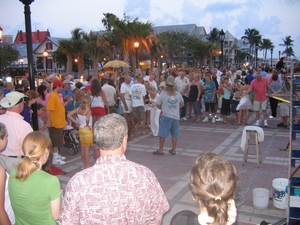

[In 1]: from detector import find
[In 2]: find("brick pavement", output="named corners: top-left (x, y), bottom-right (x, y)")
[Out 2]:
top-left (56, 112), bottom-right (291, 224)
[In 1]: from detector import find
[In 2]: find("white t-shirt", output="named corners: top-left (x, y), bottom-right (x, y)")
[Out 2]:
top-left (120, 82), bottom-right (131, 100)
top-left (174, 76), bottom-right (190, 96)
top-left (102, 84), bottom-right (116, 106)
top-left (129, 83), bottom-right (146, 107)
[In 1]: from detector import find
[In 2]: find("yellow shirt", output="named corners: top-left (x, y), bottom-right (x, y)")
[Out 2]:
top-left (46, 92), bottom-right (66, 128)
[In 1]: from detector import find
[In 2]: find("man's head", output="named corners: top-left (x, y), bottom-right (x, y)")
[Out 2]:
top-left (63, 80), bottom-right (71, 90)
top-left (149, 71), bottom-right (156, 81)
top-left (178, 68), bottom-right (185, 78)
top-left (125, 74), bottom-right (131, 84)
top-left (4, 82), bottom-right (13, 91)
top-left (48, 74), bottom-right (57, 83)
top-left (0, 91), bottom-right (28, 113)
top-left (136, 76), bottom-right (144, 84)
top-left (21, 79), bottom-right (29, 88)
top-left (211, 68), bottom-right (217, 77)
top-left (256, 72), bottom-right (262, 81)
top-left (52, 80), bottom-right (64, 92)
top-left (94, 113), bottom-right (128, 152)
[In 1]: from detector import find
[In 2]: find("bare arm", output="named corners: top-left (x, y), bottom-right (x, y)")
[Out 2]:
top-left (101, 91), bottom-right (110, 113)
top-left (50, 196), bottom-right (61, 221)
top-left (120, 93), bottom-right (128, 111)
top-left (0, 166), bottom-right (12, 225)
top-left (196, 82), bottom-right (201, 101)
top-left (67, 109), bottom-right (80, 127)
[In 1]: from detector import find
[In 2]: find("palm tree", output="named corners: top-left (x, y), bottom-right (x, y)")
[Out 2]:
top-left (260, 38), bottom-right (274, 58)
top-left (279, 36), bottom-right (294, 57)
top-left (206, 27), bottom-right (220, 67)
top-left (70, 28), bottom-right (85, 75)
top-left (102, 13), bottom-right (153, 69)
top-left (283, 46), bottom-right (295, 58)
top-left (241, 28), bottom-right (262, 57)
top-left (57, 39), bottom-right (73, 74)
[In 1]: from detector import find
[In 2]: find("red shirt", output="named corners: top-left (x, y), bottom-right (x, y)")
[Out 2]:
top-left (250, 78), bottom-right (269, 101)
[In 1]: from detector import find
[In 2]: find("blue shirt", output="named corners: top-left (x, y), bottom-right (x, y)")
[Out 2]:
top-left (203, 81), bottom-right (216, 103)
top-left (246, 74), bottom-right (254, 84)
top-left (62, 88), bottom-right (74, 111)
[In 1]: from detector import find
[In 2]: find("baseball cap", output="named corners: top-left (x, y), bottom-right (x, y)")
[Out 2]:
top-left (0, 91), bottom-right (28, 108)
top-left (63, 80), bottom-right (71, 84)
top-left (48, 74), bottom-right (57, 80)
top-left (53, 80), bottom-right (64, 88)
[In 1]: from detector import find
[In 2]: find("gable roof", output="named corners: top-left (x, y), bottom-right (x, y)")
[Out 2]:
top-left (153, 24), bottom-right (197, 35)
top-left (14, 29), bottom-right (50, 44)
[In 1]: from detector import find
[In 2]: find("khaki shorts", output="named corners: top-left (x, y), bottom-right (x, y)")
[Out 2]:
top-left (132, 106), bottom-right (145, 119)
top-left (280, 103), bottom-right (289, 117)
top-left (253, 100), bottom-right (267, 111)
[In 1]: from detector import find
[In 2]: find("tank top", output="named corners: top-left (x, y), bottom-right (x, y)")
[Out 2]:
top-left (90, 95), bottom-right (104, 108)
top-left (77, 108), bottom-right (93, 128)
top-left (189, 84), bottom-right (199, 102)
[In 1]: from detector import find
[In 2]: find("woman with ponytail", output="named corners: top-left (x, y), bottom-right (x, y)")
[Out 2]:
top-left (8, 131), bottom-right (61, 225)
top-left (190, 152), bottom-right (238, 225)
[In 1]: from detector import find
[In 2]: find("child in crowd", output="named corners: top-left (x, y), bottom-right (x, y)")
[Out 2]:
top-left (21, 90), bottom-right (39, 125)
top-left (0, 122), bottom-right (15, 225)
top-left (67, 95), bottom-right (93, 169)
top-left (190, 152), bottom-right (237, 225)
top-left (37, 103), bottom-right (50, 135)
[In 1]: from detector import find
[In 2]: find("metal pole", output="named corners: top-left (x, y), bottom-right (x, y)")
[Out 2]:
top-left (135, 48), bottom-right (138, 69)
top-left (45, 57), bottom-right (47, 74)
top-left (221, 42), bottom-right (224, 67)
top-left (20, 0), bottom-right (38, 131)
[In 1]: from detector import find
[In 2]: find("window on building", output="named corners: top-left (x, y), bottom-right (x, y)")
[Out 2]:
top-left (46, 42), bottom-right (53, 50)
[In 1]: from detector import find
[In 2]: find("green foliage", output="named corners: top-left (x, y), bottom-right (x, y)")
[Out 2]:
top-left (0, 43), bottom-right (19, 68)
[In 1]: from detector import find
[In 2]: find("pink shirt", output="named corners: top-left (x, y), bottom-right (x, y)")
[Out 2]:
top-left (59, 154), bottom-right (169, 225)
top-left (0, 111), bottom-right (33, 156)
top-left (250, 78), bottom-right (269, 101)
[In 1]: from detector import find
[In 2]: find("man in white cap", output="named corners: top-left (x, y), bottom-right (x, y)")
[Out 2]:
top-left (0, 91), bottom-right (33, 172)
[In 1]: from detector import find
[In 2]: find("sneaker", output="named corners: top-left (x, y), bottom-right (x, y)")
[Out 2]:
top-left (57, 154), bottom-right (66, 160)
top-left (212, 117), bottom-right (216, 123)
top-left (181, 117), bottom-right (187, 121)
top-left (255, 120), bottom-right (260, 126)
top-left (208, 113), bottom-right (212, 119)
top-left (277, 122), bottom-right (284, 127)
top-left (74, 139), bottom-right (79, 144)
top-left (202, 117), bottom-right (209, 122)
top-left (268, 115), bottom-right (274, 119)
top-left (216, 118), bottom-right (223, 122)
top-left (264, 120), bottom-right (268, 127)
top-left (53, 159), bottom-right (66, 165)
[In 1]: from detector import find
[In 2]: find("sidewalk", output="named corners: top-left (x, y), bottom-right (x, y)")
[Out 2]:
top-left (57, 113), bottom-right (291, 225)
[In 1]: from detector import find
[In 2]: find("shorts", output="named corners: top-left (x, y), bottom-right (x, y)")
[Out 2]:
top-left (232, 100), bottom-right (240, 113)
top-left (158, 115), bottom-right (180, 138)
top-left (121, 100), bottom-right (132, 113)
top-left (49, 127), bottom-right (63, 148)
top-left (78, 127), bottom-right (93, 147)
top-left (91, 107), bottom-right (106, 117)
top-left (132, 106), bottom-right (145, 119)
top-left (253, 100), bottom-right (267, 111)
top-left (280, 103), bottom-right (289, 117)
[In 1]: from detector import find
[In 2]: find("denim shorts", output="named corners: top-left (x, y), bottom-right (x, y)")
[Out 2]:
top-left (158, 115), bottom-right (180, 138)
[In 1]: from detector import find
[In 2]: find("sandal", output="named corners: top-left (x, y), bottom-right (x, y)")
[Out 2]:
top-left (169, 150), bottom-right (176, 155)
top-left (153, 150), bottom-right (164, 155)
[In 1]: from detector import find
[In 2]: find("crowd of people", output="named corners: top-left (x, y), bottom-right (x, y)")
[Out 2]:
top-left (0, 61), bottom-right (292, 224)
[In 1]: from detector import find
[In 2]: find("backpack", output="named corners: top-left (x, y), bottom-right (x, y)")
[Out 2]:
top-left (48, 166), bottom-right (66, 175)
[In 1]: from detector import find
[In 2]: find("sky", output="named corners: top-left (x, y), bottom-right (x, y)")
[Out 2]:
top-left (0, 0), bottom-right (299, 59)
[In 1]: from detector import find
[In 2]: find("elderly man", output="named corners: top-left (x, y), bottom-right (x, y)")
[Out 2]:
top-left (61, 80), bottom-right (74, 112)
top-left (174, 68), bottom-right (189, 120)
top-left (0, 92), bottom-right (33, 172)
top-left (243, 72), bottom-right (269, 127)
top-left (2, 82), bottom-right (14, 96)
top-left (59, 114), bottom-right (169, 224)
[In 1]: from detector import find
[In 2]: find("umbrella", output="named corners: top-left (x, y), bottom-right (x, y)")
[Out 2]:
top-left (103, 60), bottom-right (130, 68)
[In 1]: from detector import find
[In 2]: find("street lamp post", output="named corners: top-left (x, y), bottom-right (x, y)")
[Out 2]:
top-left (134, 41), bottom-right (139, 70)
top-left (270, 48), bottom-right (273, 68)
top-left (219, 29), bottom-right (225, 67)
top-left (43, 49), bottom-right (48, 74)
top-left (20, 58), bottom-right (24, 70)
top-left (255, 45), bottom-right (259, 68)
top-left (20, 0), bottom-right (38, 131)
top-left (74, 58), bottom-right (78, 77)
top-left (279, 51), bottom-right (281, 59)
top-left (0, 26), bottom-right (3, 77)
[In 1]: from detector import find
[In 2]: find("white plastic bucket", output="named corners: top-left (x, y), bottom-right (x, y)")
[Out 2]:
top-left (253, 188), bottom-right (270, 209)
top-left (272, 178), bottom-right (288, 209)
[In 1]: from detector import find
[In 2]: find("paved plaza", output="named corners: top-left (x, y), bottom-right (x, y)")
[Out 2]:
top-left (56, 111), bottom-right (293, 225)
